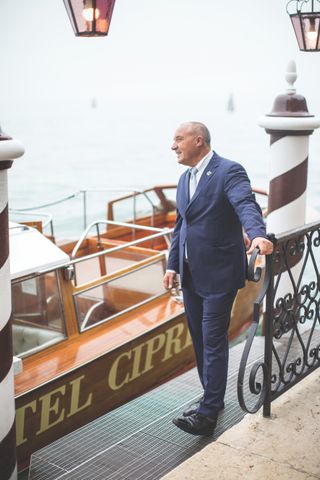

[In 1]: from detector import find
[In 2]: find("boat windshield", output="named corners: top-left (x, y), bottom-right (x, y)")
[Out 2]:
top-left (107, 186), bottom-right (177, 224)
top-left (111, 190), bottom-right (160, 223)
top-left (68, 221), bottom-right (170, 331)
top-left (74, 256), bottom-right (166, 331)
top-left (12, 271), bottom-right (66, 358)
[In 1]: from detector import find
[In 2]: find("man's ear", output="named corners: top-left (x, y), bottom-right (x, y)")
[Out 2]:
top-left (195, 136), bottom-right (204, 147)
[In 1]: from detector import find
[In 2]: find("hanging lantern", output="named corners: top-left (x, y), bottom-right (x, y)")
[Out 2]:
top-left (63, 0), bottom-right (116, 37)
top-left (287, 0), bottom-right (320, 51)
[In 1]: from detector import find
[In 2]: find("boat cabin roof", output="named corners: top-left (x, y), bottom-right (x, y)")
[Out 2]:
top-left (9, 223), bottom-right (69, 280)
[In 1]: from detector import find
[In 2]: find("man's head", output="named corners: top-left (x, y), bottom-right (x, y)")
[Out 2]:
top-left (171, 122), bottom-right (211, 167)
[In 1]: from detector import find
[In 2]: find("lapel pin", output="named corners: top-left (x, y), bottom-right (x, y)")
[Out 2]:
top-left (206, 170), bottom-right (213, 176)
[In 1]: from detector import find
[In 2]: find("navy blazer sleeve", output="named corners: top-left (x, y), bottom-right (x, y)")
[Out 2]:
top-left (224, 162), bottom-right (267, 241)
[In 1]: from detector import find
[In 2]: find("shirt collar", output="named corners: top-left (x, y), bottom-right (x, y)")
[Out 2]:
top-left (194, 150), bottom-right (213, 173)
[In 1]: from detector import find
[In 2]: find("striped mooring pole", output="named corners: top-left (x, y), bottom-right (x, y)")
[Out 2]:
top-left (0, 127), bottom-right (24, 480)
top-left (259, 60), bottom-right (320, 236)
top-left (259, 61), bottom-right (320, 299)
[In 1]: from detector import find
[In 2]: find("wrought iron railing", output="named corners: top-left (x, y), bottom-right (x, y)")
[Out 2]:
top-left (238, 220), bottom-right (320, 416)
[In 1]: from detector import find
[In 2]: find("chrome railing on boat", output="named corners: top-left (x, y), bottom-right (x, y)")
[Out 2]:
top-left (9, 210), bottom-right (54, 237)
top-left (71, 219), bottom-right (172, 259)
top-left (67, 221), bottom-right (173, 286)
top-left (10, 220), bottom-right (173, 287)
top-left (81, 188), bottom-right (159, 229)
top-left (9, 188), bottom-right (160, 236)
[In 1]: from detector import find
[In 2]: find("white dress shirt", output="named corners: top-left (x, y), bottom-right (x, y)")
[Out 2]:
top-left (189, 150), bottom-right (213, 197)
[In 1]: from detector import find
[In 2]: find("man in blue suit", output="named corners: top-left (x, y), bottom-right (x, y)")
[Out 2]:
top-left (163, 122), bottom-right (273, 436)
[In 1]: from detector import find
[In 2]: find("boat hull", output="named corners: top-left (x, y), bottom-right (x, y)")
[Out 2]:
top-left (15, 312), bottom-right (193, 470)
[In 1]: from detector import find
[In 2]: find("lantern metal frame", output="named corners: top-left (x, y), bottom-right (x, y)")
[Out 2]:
top-left (63, 0), bottom-right (116, 37)
top-left (287, 0), bottom-right (320, 51)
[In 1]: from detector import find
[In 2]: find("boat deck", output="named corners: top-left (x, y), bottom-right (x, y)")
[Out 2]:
top-left (25, 338), bottom-right (265, 480)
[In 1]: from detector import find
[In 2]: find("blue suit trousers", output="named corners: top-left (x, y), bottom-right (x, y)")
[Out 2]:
top-left (182, 262), bottom-right (237, 418)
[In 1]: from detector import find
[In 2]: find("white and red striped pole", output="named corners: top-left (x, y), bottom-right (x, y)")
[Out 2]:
top-left (259, 60), bottom-right (320, 235)
top-left (0, 128), bottom-right (24, 480)
top-left (259, 61), bottom-right (320, 298)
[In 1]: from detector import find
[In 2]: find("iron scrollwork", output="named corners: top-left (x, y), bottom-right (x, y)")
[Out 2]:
top-left (270, 227), bottom-right (320, 394)
top-left (238, 223), bottom-right (320, 416)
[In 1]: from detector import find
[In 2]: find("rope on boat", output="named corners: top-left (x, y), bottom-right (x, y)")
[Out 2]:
top-left (10, 191), bottom-right (82, 211)
top-left (9, 187), bottom-right (150, 212)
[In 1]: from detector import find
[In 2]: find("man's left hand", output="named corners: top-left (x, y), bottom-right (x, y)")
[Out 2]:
top-left (247, 236), bottom-right (274, 255)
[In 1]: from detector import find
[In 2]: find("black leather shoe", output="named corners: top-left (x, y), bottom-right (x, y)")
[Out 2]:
top-left (182, 397), bottom-right (203, 417)
top-left (183, 399), bottom-right (224, 417)
top-left (172, 413), bottom-right (217, 436)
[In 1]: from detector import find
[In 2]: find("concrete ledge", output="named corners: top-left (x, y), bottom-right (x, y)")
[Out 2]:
top-left (161, 369), bottom-right (320, 480)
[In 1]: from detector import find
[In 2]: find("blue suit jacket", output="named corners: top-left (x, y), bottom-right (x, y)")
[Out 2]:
top-left (167, 152), bottom-right (267, 293)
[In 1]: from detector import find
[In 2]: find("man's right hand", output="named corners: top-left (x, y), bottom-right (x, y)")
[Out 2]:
top-left (163, 271), bottom-right (179, 290)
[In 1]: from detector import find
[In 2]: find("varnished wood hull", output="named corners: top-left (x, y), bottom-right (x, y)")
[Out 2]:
top-left (15, 312), bottom-right (193, 470)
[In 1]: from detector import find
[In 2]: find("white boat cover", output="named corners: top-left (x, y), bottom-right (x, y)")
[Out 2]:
top-left (9, 223), bottom-right (69, 280)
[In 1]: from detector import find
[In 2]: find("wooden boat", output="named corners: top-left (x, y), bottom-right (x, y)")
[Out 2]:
top-left (10, 185), bottom-right (267, 471)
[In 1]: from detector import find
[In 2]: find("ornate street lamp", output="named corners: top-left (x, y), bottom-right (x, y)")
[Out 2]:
top-left (287, 0), bottom-right (320, 51)
top-left (63, 0), bottom-right (116, 37)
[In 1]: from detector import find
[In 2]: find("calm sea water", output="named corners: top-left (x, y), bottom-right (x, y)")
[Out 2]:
top-left (4, 98), bottom-right (320, 237)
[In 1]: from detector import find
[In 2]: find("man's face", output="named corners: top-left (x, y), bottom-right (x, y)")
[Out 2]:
top-left (171, 126), bottom-right (199, 167)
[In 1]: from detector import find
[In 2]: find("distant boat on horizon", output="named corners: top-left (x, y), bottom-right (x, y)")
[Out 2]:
top-left (226, 93), bottom-right (235, 113)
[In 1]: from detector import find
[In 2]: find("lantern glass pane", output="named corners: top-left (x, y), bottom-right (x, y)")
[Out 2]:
top-left (291, 16), bottom-right (305, 50)
top-left (69, 0), bottom-right (89, 34)
top-left (64, 0), bottom-right (116, 37)
top-left (63, 0), bottom-right (79, 34)
top-left (301, 14), bottom-right (320, 50)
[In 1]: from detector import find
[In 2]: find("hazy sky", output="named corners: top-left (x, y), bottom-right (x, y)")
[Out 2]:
top-left (1, 0), bottom-right (320, 114)
top-left (1, 0), bottom-right (320, 215)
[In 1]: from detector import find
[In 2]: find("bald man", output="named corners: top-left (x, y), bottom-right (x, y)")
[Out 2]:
top-left (164, 122), bottom-right (273, 436)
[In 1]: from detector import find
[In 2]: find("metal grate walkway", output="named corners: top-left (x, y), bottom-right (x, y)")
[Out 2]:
top-left (27, 339), bottom-right (264, 480)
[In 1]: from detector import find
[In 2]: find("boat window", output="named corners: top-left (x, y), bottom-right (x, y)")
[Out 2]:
top-left (74, 258), bottom-right (166, 331)
top-left (161, 187), bottom-right (177, 210)
top-left (112, 191), bottom-right (160, 223)
top-left (111, 196), bottom-right (135, 223)
top-left (74, 247), bottom-right (154, 285)
top-left (12, 271), bottom-right (66, 358)
top-left (140, 190), bottom-right (161, 211)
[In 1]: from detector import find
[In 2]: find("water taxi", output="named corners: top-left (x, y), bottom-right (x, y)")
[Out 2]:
top-left (10, 185), bottom-right (267, 470)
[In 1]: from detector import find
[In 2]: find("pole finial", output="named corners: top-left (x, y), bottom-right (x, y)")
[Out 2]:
top-left (285, 60), bottom-right (297, 93)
